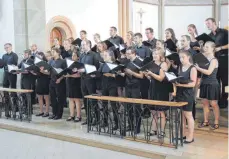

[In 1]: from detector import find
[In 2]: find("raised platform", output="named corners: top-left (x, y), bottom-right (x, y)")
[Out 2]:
top-left (0, 112), bottom-right (227, 159)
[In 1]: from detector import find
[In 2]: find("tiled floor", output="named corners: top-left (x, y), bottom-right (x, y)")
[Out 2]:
top-left (0, 115), bottom-right (227, 159)
top-left (0, 129), bottom-right (148, 159)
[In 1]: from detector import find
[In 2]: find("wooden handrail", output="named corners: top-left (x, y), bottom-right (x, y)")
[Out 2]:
top-left (85, 95), bottom-right (187, 107)
top-left (0, 87), bottom-right (33, 93)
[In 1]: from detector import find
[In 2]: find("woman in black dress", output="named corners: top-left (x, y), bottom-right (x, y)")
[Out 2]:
top-left (165, 28), bottom-right (178, 52)
top-left (174, 50), bottom-right (197, 144)
top-left (195, 41), bottom-right (220, 130)
top-left (187, 24), bottom-right (200, 52)
top-left (34, 52), bottom-right (51, 117)
top-left (144, 48), bottom-right (170, 137)
top-left (65, 52), bottom-right (82, 122)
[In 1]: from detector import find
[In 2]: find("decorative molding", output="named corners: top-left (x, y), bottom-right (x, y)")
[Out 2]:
top-left (45, 15), bottom-right (76, 50)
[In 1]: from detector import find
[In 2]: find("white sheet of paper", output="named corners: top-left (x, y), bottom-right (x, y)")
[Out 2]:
top-left (106, 63), bottom-right (118, 70)
top-left (114, 44), bottom-right (119, 49)
top-left (34, 56), bottom-right (42, 64)
top-left (66, 58), bottom-right (74, 68)
top-left (23, 63), bottom-right (30, 68)
top-left (165, 49), bottom-right (172, 56)
top-left (8, 65), bottom-right (19, 72)
top-left (165, 72), bottom-right (177, 81)
top-left (119, 44), bottom-right (125, 51)
top-left (53, 68), bottom-right (63, 74)
top-left (84, 64), bottom-right (96, 74)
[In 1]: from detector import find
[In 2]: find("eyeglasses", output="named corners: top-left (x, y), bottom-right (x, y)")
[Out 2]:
top-left (4, 47), bottom-right (9, 49)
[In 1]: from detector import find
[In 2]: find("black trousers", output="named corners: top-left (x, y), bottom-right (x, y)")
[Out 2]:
top-left (217, 55), bottom-right (228, 107)
top-left (20, 77), bottom-right (34, 114)
top-left (3, 72), bottom-right (17, 116)
top-left (102, 84), bottom-right (118, 126)
top-left (125, 85), bottom-right (142, 133)
top-left (140, 78), bottom-right (150, 116)
top-left (81, 77), bottom-right (97, 118)
top-left (49, 80), bottom-right (66, 118)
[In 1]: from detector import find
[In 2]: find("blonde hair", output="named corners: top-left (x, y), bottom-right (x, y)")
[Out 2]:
top-left (153, 48), bottom-right (165, 61)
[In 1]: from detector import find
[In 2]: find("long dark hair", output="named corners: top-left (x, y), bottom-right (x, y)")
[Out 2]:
top-left (179, 50), bottom-right (193, 64)
top-left (37, 52), bottom-right (48, 62)
top-left (165, 28), bottom-right (177, 44)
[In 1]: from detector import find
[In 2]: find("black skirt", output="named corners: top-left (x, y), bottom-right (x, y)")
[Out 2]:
top-left (66, 77), bottom-right (82, 98)
top-left (200, 83), bottom-right (220, 100)
top-left (36, 75), bottom-right (50, 95)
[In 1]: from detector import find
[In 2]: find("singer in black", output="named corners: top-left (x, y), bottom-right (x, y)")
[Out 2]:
top-left (99, 50), bottom-right (119, 130)
top-left (144, 48), bottom-right (170, 137)
top-left (174, 50), bottom-right (197, 144)
top-left (121, 47), bottom-right (143, 134)
top-left (65, 52), bottom-right (82, 122)
top-left (195, 41), bottom-right (220, 130)
top-left (49, 48), bottom-right (67, 120)
top-left (79, 40), bottom-right (100, 125)
top-left (33, 52), bottom-right (51, 117)
top-left (2, 43), bottom-right (18, 118)
top-left (134, 32), bottom-right (151, 118)
top-left (17, 50), bottom-right (35, 116)
top-left (206, 18), bottom-right (228, 108)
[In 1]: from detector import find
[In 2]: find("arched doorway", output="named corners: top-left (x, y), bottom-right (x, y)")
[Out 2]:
top-left (46, 16), bottom-right (76, 49)
top-left (50, 28), bottom-right (63, 46)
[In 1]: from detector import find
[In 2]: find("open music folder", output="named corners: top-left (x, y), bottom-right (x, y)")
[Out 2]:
top-left (165, 72), bottom-right (192, 84)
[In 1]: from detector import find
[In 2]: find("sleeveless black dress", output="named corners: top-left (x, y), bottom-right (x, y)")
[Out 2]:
top-left (66, 74), bottom-right (82, 98)
top-left (200, 58), bottom-right (220, 100)
top-left (176, 65), bottom-right (195, 111)
top-left (36, 73), bottom-right (50, 95)
top-left (149, 62), bottom-right (170, 111)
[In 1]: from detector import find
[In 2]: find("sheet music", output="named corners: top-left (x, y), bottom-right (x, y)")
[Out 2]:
top-left (66, 58), bottom-right (74, 68)
top-left (8, 65), bottom-right (19, 72)
top-left (53, 68), bottom-right (63, 74)
top-left (34, 56), bottom-right (42, 64)
top-left (165, 72), bottom-right (177, 81)
top-left (23, 63), bottom-right (31, 69)
top-left (84, 64), bottom-right (96, 74)
top-left (106, 63), bottom-right (118, 70)
top-left (165, 49), bottom-right (172, 56)
top-left (119, 44), bottom-right (125, 50)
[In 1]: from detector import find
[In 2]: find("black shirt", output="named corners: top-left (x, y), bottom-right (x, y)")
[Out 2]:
top-left (209, 27), bottom-right (228, 57)
top-left (18, 58), bottom-right (35, 80)
top-left (79, 51), bottom-right (100, 78)
top-left (125, 57), bottom-right (142, 86)
top-left (108, 35), bottom-right (124, 45)
top-left (135, 44), bottom-right (150, 59)
top-left (147, 38), bottom-right (157, 49)
top-left (2, 52), bottom-right (18, 72)
top-left (50, 58), bottom-right (67, 84)
top-left (61, 49), bottom-right (72, 59)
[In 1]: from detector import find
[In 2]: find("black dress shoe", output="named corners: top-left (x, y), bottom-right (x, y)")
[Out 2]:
top-left (184, 139), bottom-right (194, 144)
top-left (66, 116), bottom-right (75, 121)
top-left (53, 116), bottom-right (61, 120)
top-left (5, 114), bottom-right (11, 118)
top-left (36, 112), bottom-right (44, 117)
top-left (81, 121), bottom-right (87, 125)
top-left (48, 115), bottom-right (56, 119)
top-left (42, 113), bottom-right (49, 117)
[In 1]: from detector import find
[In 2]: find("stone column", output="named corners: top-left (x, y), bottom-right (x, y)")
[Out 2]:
top-left (158, 0), bottom-right (165, 40)
top-left (212, 0), bottom-right (221, 26)
top-left (118, 0), bottom-right (133, 40)
top-left (13, 0), bottom-right (46, 55)
top-left (13, 0), bottom-right (46, 87)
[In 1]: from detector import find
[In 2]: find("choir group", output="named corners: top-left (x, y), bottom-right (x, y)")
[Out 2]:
top-left (1, 17), bottom-right (228, 144)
